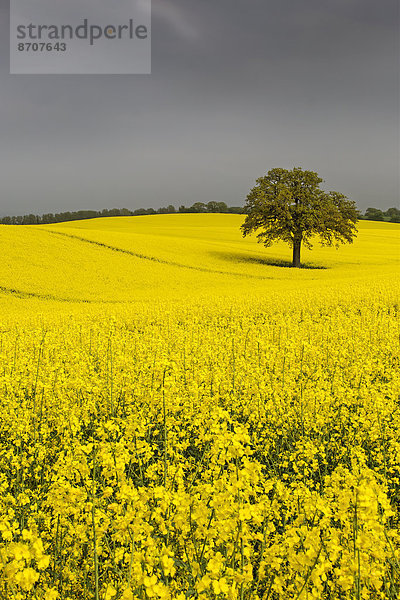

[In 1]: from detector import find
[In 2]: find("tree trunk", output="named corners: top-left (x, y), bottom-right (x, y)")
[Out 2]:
top-left (292, 238), bottom-right (301, 268)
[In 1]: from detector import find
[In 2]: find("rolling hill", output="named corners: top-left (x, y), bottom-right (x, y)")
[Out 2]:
top-left (0, 215), bottom-right (398, 310)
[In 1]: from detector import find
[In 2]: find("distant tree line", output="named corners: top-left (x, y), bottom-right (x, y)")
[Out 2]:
top-left (0, 202), bottom-right (244, 225)
top-left (2, 203), bottom-right (397, 225)
top-left (360, 207), bottom-right (400, 223)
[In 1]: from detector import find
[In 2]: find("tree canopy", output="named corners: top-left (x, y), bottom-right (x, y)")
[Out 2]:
top-left (241, 167), bottom-right (359, 267)
top-left (364, 207), bottom-right (384, 221)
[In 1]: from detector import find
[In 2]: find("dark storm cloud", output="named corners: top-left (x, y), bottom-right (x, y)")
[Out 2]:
top-left (0, 0), bottom-right (398, 215)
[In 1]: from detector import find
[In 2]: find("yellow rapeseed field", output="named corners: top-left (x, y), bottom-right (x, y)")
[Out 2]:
top-left (0, 215), bottom-right (399, 599)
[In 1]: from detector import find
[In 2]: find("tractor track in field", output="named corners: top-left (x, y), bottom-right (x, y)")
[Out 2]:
top-left (0, 285), bottom-right (91, 303)
top-left (0, 229), bottom-right (275, 303)
top-left (0, 285), bottom-right (142, 304)
top-left (42, 229), bottom-right (274, 280)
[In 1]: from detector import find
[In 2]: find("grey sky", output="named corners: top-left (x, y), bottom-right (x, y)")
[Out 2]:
top-left (0, 0), bottom-right (398, 216)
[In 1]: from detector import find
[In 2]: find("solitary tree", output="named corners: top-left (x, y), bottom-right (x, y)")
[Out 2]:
top-left (241, 167), bottom-right (359, 267)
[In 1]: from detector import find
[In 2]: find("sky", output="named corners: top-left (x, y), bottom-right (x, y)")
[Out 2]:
top-left (0, 0), bottom-right (399, 216)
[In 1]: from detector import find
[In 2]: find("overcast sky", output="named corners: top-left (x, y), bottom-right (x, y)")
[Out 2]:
top-left (0, 0), bottom-right (398, 216)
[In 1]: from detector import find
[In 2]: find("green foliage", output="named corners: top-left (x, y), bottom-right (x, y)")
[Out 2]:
top-left (384, 207), bottom-right (400, 223)
top-left (1, 203), bottom-right (244, 225)
top-left (241, 167), bottom-right (359, 267)
top-left (189, 202), bottom-right (207, 213)
top-left (179, 202), bottom-right (231, 213)
top-left (207, 201), bottom-right (228, 213)
top-left (365, 207), bottom-right (385, 221)
top-left (359, 207), bottom-right (399, 222)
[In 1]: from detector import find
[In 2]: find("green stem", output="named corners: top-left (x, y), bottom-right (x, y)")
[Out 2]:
top-left (92, 449), bottom-right (99, 600)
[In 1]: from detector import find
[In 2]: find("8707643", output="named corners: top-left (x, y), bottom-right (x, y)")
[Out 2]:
top-left (17, 42), bottom-right (67, 52)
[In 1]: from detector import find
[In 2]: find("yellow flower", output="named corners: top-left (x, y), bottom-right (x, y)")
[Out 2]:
top-left (161, 554), bottom-right (176, 577)
top-left (213, 578), bottom-right (229, 595)
top-left (14, 567), bottom-right (39, 591)
top-left (143, 574), bottom-right (158, 597)
top-left (104, 585), bottom-right (117, 600)
top-left (196, 574), bottom-right (212, 594)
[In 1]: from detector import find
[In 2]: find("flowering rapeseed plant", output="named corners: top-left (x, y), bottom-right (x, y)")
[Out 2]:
top-left (0, 215), bottom-right (398, 598)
